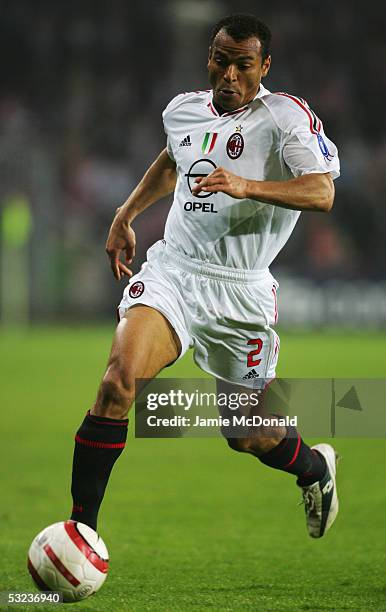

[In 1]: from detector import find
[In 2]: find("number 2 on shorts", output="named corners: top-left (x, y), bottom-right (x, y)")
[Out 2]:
top-left (247, 338), bottom-right (263, 367)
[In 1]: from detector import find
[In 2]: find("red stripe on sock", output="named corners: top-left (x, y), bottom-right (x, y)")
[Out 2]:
top-left (86, 410), bottom-right (128, 426)
top-left (64, 521), bottom-right (108, 574)
top-left (43, 544), bottom-right (80, 586)
top-left (75, 435), bottom-right (126, 449)
top-left (28, 557), bottom-right (52, 591)
top-left (284, 434), bottom-right (301, 468)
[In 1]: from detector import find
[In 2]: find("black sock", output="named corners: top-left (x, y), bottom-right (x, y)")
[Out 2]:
top-left (258, 426), bottom-right (326, 486)
top-left (70, 410), bottom-right (128, 530)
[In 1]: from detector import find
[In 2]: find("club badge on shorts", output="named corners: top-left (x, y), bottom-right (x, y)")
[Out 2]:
top-left (226, 131), bottom-right (244, 159)
top-left (129, 281), bottom-right (144, 298)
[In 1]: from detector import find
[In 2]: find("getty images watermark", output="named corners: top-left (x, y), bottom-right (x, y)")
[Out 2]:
top-left (145, 389), bottom-right (297, 429)
top-left (135, 378), bottom-right (386, 438)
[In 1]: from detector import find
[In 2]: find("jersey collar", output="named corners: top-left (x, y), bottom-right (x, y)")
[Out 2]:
top-left (206, 83), bottom-right (270, 117)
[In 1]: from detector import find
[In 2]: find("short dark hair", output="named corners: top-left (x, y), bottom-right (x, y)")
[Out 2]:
top-left (210, 14), bottom-right (272, 61)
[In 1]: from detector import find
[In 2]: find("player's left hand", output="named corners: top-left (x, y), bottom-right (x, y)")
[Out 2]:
top-left (192, 167), bottom-right (250, 199)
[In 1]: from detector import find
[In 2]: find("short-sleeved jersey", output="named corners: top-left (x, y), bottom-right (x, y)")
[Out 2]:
top-left (162, 84), bottom-right (340, 270)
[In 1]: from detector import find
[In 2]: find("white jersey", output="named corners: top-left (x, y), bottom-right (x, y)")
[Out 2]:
top-left (162, 84), bottom-right (340, 270)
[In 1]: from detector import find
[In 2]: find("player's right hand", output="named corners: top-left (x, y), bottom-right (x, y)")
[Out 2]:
top-left (105, 213), bottom-right (136, 281)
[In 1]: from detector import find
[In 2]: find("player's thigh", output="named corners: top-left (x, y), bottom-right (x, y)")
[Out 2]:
top-left (108, 304), bottom-right (181, 380)
top-left (96, 305), bottom-right (181, 414)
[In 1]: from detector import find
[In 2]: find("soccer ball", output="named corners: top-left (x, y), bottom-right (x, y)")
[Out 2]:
top-left (27, 521), bottom-right (108, 602)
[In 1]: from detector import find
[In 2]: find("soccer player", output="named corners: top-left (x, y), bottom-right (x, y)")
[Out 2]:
top-left (70, 14), bottom-right (340, 539)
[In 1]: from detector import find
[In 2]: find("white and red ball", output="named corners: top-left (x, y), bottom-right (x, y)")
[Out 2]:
top-left (28, 521), bottom-right (108, 602)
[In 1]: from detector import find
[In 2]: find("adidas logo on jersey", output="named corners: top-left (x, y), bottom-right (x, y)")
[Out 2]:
top-left (242, 369), bottom-right (259, 380)
top-left (179, 135), bottom-right (191, 147)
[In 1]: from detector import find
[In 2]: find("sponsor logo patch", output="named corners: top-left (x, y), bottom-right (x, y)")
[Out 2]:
top-left (185, 158), bottom-right (217, 199)
top-left (184, 201), bottom-right (217, 213)
top-left (226, 132), bottom-right (244, 159)
top-left (129, 281), bottom-right (144, 298)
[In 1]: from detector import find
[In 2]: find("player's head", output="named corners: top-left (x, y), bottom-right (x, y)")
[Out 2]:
top-left (208, 13), bottom-right (272, 112)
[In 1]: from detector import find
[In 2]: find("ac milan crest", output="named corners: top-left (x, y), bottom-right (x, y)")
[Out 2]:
top-left (226, 132), bottom-right (244, 159)
top-left (129, 281), bottom-right (144, 298)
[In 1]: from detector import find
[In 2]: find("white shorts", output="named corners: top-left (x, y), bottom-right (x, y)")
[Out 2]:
top-left (118, 240), bottom-right (280, 389)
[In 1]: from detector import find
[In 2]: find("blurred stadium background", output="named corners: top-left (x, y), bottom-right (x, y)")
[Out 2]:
top-left (1, 0), bottom-right (385, 328)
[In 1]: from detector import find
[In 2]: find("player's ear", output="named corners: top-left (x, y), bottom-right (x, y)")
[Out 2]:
top-left (261, 55), bottom-right (271, 78)
top-left (207, 45), bottom-right (213, 65)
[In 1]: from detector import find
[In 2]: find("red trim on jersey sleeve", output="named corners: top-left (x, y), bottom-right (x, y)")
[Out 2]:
top-left (182, 89), bottom-right (211, 95)
top-left (275, 92), bottom-right (319, 134)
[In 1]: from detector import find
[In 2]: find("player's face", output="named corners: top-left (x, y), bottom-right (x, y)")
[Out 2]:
top-left (208, 30), bottom-right (271, 112)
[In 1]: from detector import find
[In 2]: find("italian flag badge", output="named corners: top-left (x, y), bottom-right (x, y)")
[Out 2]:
top-left (202, 132), bottom-right (218, 154)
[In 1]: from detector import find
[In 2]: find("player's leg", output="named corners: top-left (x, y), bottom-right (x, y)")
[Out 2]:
top-left (219, 372), bottom-right (338, 538)
top-left (219, 377), bottom-right (327, 482)
top-left (192, 269), bottom-right (338, 537)
top-left (92, 305), bottom-right (181, 419)
top-left (220, 378), bottom-right (338, 538)
top-left (70, 305), bottom-right (181, 530)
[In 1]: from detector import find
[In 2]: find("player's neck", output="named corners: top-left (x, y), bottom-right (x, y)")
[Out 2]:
top-left (212, 87), bottom-right (260, 115)
top-left (212, 101), bottom-right (228, 115)
top-left (212, 100), bottom-right (249, 115)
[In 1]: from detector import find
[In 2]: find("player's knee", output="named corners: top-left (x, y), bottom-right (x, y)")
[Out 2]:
top-left (96, 360), bottom-right (135, 418)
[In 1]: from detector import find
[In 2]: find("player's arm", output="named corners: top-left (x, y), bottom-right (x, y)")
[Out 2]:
top-left (106, 148), bottom-right (176, 280)
top-left (192, 170), bottom-right (334, 212)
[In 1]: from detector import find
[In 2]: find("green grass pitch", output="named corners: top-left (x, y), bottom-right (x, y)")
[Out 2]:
top-left (0, 327), bottom-right (385, 611)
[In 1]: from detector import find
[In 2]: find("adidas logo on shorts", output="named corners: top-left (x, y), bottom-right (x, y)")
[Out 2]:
top-left (179, 135), bottom-right (191, 147)
top-left (242, 369), bottom-right (259, 380)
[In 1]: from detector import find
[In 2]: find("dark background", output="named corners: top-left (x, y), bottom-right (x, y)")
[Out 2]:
top-left (0, 0), bottom-right (385, 322)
